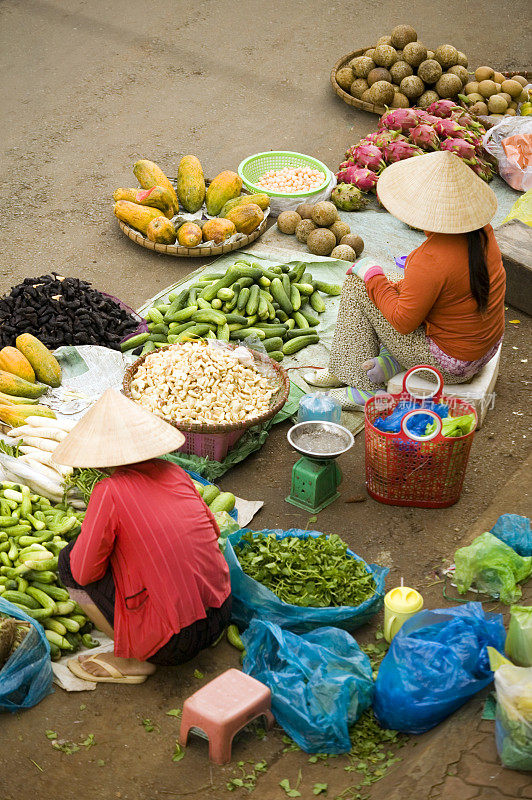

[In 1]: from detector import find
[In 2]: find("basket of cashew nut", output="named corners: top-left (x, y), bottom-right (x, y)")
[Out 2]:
top-left (123, 340), bottom-right (290, 459)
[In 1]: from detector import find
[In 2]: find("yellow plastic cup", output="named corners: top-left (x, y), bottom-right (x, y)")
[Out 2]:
top-left (384, 586), bottom-right (424, 643)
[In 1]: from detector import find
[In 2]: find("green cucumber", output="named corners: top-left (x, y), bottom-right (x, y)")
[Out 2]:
top-left (30, 582), bottom-right (70, 602)
top-left (165, 304), bottom-right (198, 323)
top-left (199, 270), bottom-right (239, 302)
top-left (268, 351), bottom-right (284, 362)
top-left (245, 285), bottom-right (260, 316)
top-left (287, 262), bottom-right (307, 283)
top-left (282, 335), bottom-right (318, 355)
top-left (191, 309), bottom-right (227, 326)
top-left (312, 280), bottom-right (342, 296)
top-left (2, 590), bottom-right (40, 609)
top-left (263, 337), bottom-right (284, 352)
top-left (229, 328), bottom-right (266, 341)
top-left (121, 332), bottom-right (150, 352)
top-left (227, 624), bottom-right (246, 651)
top-left (26, 586), bottom-right (57, 612)
top-left (202, 485), bottom-right (221, 506)
top-left (270, 278), bottom-right (293, 315)
top-left (217, 323), bottom-right (230, 341)
top-left (299, 308), bottom-right (320, 327)
top-left (237, 287), bottom-right (250, 311)
top-left (257, 295), bottom-right (269, 320)
top-left (290, 284), bottom-right (301, 311)
top-left (211, 298), bottom-right (223, 309)
top-left (292, 311), bottom-right (309, 329)
top-left (217, 288), bottom-right (234, 301)
top-left (146, 322), bottom-right (168, 334)
top-left (44, 618), bottom-right (67, 636)
top-left (309, 291), bottom-right (326, 313)
top-left (197, 297), bottom-right (213, 311)
top-left (224, 313), bottom-right (248, 325)
top-left (209, 492), bottom-right (236, 513)
top-left (147, 307), bottom-right (164, 325)
top-left (293, 282), bottom-right (315, 296)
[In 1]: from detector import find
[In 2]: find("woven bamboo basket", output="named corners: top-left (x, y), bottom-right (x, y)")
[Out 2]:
top-left (117, 179), bottom-right (268, 258)
top-left (123, 342), bottom-right (290, 459)
top-left (331, 50), bottom-right (531, 118)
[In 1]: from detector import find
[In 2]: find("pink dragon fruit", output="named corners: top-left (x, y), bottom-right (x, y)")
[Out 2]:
top-left (372, 129), bottom-right (406, 148)
top-left (449, 110), bottom-right (484, 132)
top-left (360, 132), bottom-right (381, 144)
top-left (415, 110), bottom-right (441, 126)
top-left (440, 138), bottom-right (476, 160)
top-left (336, 165), bottom-right (379, 191)
top-left (378, 108), bottom-right (420, 133)
top-left (426, 99), bottom-right (463, 118)
top-left (384, 140), bottom-right (424, 163)
top-left (433, 118), bottom-right (471, 139)
top-left (468, 157), bottom-right (494, 182)
top-left (409, 124), bottom-right (440, 151)
top-left (352, 143), bottom-right (385, 171)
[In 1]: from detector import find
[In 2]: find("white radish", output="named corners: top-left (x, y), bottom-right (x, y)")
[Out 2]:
top-left (8, 425), bottom-right (68, 442)
top-left (17, 456), bottom-right (64, 484)
top-left (0, 455), bottom-right (63, 500)
top-left (17, 448), bottom-right (73, 478)
top-left (25, 416), bottom-right (78, 431)
top-left (15, 436), bottom-right (57, 452)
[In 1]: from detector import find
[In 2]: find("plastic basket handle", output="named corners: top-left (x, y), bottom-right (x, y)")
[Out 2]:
top-left (400, 409), bottom-right (442, 442)
top-left (402, 365), bottom-right (444, 401)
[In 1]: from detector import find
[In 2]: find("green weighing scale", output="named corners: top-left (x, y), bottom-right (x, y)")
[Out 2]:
top-left (286, 421), bottom-right (355, 512)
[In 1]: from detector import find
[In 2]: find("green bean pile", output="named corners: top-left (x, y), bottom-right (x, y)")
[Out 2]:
top-left (235, 531), bottom-right (376, 608)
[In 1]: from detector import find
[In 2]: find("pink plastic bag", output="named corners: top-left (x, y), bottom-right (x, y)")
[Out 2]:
top-left (483, 118), bottom-right (532, 191)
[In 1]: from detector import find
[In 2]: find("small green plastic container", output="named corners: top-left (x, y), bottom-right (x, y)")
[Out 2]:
top-left (238, 151), bottom-right (331, 199)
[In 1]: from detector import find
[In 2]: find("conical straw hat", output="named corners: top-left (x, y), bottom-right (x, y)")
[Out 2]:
top-left (377, 150), bottom-right (497, 234)
top-left (53, 389), bottom-right (185, 467)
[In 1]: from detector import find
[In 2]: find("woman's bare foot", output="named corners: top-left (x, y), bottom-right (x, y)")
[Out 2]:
top-left (78, 652), bottom-right (156, 677)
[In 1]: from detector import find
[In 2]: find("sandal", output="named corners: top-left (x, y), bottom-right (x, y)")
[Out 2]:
top-left (328, 386), bottom-right (375, 411)
top-left (68, 655), bottom-right (148, 684)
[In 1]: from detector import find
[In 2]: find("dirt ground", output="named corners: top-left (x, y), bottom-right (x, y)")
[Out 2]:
top-left (0, 2), bottom-right (531, 799)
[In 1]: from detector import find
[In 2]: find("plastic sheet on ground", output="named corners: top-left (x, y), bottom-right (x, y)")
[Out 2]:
top-left (51, 631), bottom-right (114, 692)
top-left (225, 528), bottom-right (388, 633)
top-left (490, 513), bottom-right (532, 557)
top-left (242, 618), bottom-right (373, 753)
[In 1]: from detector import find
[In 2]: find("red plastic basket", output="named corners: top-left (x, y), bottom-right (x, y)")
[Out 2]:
top-left (364, 366), bottom-right (477, 508)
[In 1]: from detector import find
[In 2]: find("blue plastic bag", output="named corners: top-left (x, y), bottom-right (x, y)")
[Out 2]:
top-left (373, 603), bottom-right (506, 734)
top-left (373, 400), bottom-right (449, 434)
top-left (0, 598), bottom-right (53, 712)
top-left (490, 514), bottom-right (532, 557)
top-left (184, 469), bottom-right (238, 521)
top-left (242, 619), bottom-right (373, 753)
top-left (225, 529), bottom-right (388, 633)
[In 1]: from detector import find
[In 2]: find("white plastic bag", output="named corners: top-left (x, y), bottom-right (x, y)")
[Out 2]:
top-left (494, 662), bottom-right (532, 771)
top-left (268, 172), bottom-right (336, 217)
top-left (483, 116), bottom-right (532, 191)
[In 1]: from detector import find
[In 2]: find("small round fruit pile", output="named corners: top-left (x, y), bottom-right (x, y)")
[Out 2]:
top-left (335, 25), bottom-right (470, 110)
top-left (276, 201), bottom-right (364, 261)
top-left (256, 166), bottom-right (326, 194)
top-left (459, 68), bottom-right (530, 117)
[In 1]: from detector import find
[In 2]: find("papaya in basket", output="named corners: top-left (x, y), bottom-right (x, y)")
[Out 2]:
top-left (176, 155), bottom-right (206, 213)
top-left (146, 217), bottom-right (177, 244)
top-left (219, 193), bottom-right (270, 217)
top-left (177, 222), bottom-right (203, 247)
top-left (113, 200), bottom-right (165, 236)
top-left (113, 186), bottom-right (174, 218)
top-left (133, 159), bottom-right (179, 213)
top-left (202, 218), bottom-right (236, 244)
top-left (205, 171), bottom-right (242, 216)
top-left (224, 203), bottom-right (264, 234)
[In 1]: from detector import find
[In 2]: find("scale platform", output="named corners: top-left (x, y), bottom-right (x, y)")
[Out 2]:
top-left (285, 421), bottom-right (354, 513)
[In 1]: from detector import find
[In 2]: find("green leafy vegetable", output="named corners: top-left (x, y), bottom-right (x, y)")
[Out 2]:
top-left (172, 742), bottom-right (185, 763)
top-left (235, 532), bottom-right (376, 607)
top-left (63, 467), bottom-right (107, 504)
top-left (166, 708), bottom-right (182, 718)
top-left (313, 784), bottom-right (328, 796)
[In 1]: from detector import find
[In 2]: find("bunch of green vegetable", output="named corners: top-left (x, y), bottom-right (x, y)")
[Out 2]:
top-left (0, 481), bottom-right (98, 659)
top-left (122, 259), bottom-right (342, 361)
top-left (63, 468), bottom-right (107, 505)
top-left (235, 532), bottom-right (376, 608)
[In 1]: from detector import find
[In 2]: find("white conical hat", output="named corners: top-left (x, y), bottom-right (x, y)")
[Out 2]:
top-left (377, 150), bottom-right (497, 234)
top-left (53, 389), bottom-right (185, 467)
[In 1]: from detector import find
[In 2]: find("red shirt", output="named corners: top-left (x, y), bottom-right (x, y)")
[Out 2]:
top-left (365, 225), bottom-right (506, 361)
top-left (70, 460), bottom-right (231, 660)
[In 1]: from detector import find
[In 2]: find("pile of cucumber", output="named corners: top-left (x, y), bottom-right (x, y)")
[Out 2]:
top-left (191, 481), bottom-right (236, 514)
top-left (0, 481), bottom-right (98, 660)
top-left (122, 260), bottom-right (341, 362)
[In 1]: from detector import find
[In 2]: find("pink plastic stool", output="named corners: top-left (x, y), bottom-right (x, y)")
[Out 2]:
top-left (179, 668), bottom-right (274, 764)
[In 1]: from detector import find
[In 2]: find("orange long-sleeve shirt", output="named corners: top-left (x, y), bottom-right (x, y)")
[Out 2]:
top-left (365, 225), bottom-right (506, 361)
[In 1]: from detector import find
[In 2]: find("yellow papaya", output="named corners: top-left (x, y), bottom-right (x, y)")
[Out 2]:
top-left (202, 219), bottom-right (236, 244)
top-left (177, 222), bottom-right (203, 247)
top-left (224, 203), bottom-right (264, 235)
top-left (205, 171), bottom-right (242, 216)
top-left (15, 334), bottom-right (62, 388)
top-left (0, 404), bottom-right (56, 427)
top-left (0, 347), bottom-right (35, 383)
top-left (0, 370), bottom-right (47, 398)
top-left (133, 160), bottom-right (179, 213)
top-left (146, 216), bottom-right (177, 244)
top-left (219, 194), bottom-right (270, 217)
top-left (0, 391), bottom-right (40, 405)
top-left (113, 187), bottom-right (174, 218)
top-left (114, 201), bottom-right (165, 235)
top-left (176, 156), bottom-right (206, 213)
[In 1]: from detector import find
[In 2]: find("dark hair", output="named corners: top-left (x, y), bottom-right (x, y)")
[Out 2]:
top-left (467, 228), bottom-right (490, 313)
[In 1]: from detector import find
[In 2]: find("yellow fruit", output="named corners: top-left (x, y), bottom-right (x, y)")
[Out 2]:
top-left (464, 81), bottom-right (479, 95)
top-left (146, 217), bottom-right (177, 244)
top-left (177, 222), bottom-right (203, 247)
top-left (219, 194), bottom-right (270, 216)
top-left (488, 94), bottom-right (508, 114)
top-left (0, 347), bottom-right (35, 382)
top-left (133, 160), bottom-right (179, 213)
top-left (202, 218), bottom-right (236, 244)
top-left (15, 334), bottom-right (62, 387)
top-left (113, 200), bottom-right (164, 235)
top-left (176, 155), bottom-right (206, 213)
top-left (0, 404), bottom-right (56, 427)
top-left (112, 187), bottom-right (174, 218)
top-left (478, 80), bottom-right (498, 98)
top-left (205, 171), bottom-right (242, 216)
top-left (520, 102), bottom-right (532, 116)
top-left (475, 66), bottom-right (494, 82)
top-left (224, 203), bottom-right (264, 234)
top-left (0, 370), bottom-right (46, 398)
top-left (501, 79), bottom-right (524, 98)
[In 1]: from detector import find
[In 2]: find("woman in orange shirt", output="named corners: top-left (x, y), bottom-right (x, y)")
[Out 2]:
top-left (306, 151), bottom-right (506, 409)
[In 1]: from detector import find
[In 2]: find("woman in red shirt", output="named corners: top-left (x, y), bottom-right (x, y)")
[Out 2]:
top-left (54, 390), bottom-right (231, 684)
top-left (305, 151), bottom-right (506, 409)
